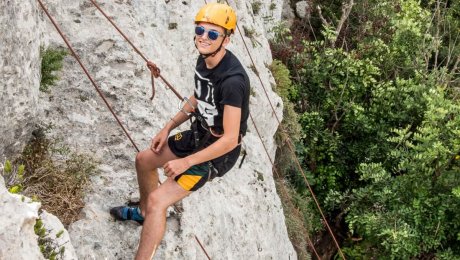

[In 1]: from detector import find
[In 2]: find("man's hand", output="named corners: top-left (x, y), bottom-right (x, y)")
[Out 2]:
top-left (163, 158), bottom-right (191, 179)
top-left (150, 128), bottom-right (169, 153)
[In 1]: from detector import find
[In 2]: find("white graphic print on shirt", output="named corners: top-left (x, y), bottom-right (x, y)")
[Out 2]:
top-left (195, 69), bottom-right (218, 126)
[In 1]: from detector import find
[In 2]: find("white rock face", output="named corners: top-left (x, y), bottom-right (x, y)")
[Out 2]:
top-left (2, 0), bottom-right (297, 259)
top-left (0, 176), bottom-right (44, 260)
top-left (295, 1), bottom-right (310, 19)
top-left (40, 210), bottom-right (78, 260)
top-left (0, 0), bottom-right (42, 159)
top-left (282, 0), bottom-right (296, 28)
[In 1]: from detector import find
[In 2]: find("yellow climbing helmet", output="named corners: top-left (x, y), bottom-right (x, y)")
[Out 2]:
top-left (195, 3), bottom-right (237, 34)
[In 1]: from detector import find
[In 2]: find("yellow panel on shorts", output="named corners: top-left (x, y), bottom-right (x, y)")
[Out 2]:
top-left (177, 175), bottom-right (202, 191)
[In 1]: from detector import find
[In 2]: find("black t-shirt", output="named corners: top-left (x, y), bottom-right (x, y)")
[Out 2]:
top-left (194, 50), bottom-right (250, 136)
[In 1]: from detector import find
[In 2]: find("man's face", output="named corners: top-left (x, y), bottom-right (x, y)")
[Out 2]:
top-left (195, 22), bottom-right (227, 54)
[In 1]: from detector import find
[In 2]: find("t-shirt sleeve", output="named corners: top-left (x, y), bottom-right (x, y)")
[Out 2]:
top-left (219, 76), bottom-right (246, 108)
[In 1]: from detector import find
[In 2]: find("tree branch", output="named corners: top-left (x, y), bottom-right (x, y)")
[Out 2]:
top-left (316, 5), bottom-right (330, 28)
top-left (317, 0), bottom-right (355, 48)
top-left (334, 0), bottom-right (354, 47)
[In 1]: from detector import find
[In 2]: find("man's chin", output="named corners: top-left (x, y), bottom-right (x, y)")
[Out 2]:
top-left (198, 49), bottom-right (215, 55)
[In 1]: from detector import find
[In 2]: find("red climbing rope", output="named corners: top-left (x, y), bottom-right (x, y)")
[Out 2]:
top-left (89, 0), bottom-right (185, 102)
top-left (36, 0), bottom-right (140, 153)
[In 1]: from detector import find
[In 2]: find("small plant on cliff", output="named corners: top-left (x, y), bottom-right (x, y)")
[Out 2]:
top-left (251, 1), bottom-right (262, 15)
top-left (34, 218), bottom-right (65, 260)
top-left (17, 127), bottom-right (98, 226)
top-left (242, 25), bottom-right (261, 47)
top-left (1, 160), bottom-right (25, 194)
top-left (40, 47), bottom-right (67, 92)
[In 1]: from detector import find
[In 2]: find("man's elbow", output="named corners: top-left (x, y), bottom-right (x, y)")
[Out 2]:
top-left (222, 135), bottom-right (239, 150)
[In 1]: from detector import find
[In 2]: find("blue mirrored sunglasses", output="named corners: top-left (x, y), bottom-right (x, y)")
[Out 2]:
top-left (195, 25), bottom-right (224, 41)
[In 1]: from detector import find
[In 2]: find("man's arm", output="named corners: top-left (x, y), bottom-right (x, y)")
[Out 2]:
top-left (163, 104), bottom-right (241, 177)
top-left (185, 104), bottom-right (241, 165)
top-left (165, 96), bottom-right (197, 131)
top-left (150, 95), bottom-right (197, 153)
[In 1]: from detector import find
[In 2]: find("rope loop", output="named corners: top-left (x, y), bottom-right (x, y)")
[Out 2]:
top-left (147, 61), bottom-right (160, 100)
top-left (147, 61), bottom-right (161, 78)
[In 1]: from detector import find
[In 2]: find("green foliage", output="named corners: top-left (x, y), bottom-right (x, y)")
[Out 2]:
top-left (270, 59), bottom-right (295, 100)
top-left (40, 47), bottom-right (67, 92)
top-left (1, 160), bottom-right (25, 194)
top-left (34, 219), bottom-right (65, 260)
top-left (270, 22), bottom-right (292, 45)
top-left (272, 0), bottom-right (460, 258)
top-left (271, 59), bottom-right (302, 173)
top-left (251, 1), bottom-right (262, 15)
top-left (347, 87), bottom-right (460, 258)
top-left (275, 179), bottom-right (315, 260)
top-left (242, 25), bottom-right (260, 47)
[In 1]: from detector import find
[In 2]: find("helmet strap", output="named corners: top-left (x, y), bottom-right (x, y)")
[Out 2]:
top-left (194, 35), bottom-right (228, 60)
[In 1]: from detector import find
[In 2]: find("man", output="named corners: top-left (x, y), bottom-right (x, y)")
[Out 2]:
top-left (110, 3), bottom-right (250, 259)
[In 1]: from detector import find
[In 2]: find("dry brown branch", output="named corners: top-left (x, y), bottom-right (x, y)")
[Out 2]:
top-left (17, 133), bottom-right (97, 226)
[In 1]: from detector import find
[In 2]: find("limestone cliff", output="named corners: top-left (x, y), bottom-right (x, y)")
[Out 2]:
top-left (0, 0), bottom-right (296, 259)
top-left (0, 0), bottom-right (42, 159)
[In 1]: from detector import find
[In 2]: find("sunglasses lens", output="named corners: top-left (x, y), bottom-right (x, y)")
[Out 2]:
top-left (195, 26), bottom-right (205, 36)
top-left (195, 26), bottom-right (222, 41)
top-left (208, 30), bottom-right (219, 40)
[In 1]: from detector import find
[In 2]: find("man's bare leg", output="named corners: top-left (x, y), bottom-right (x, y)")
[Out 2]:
top-left (135, 177), bottom-right (191, 260)
top-left (135, 147), bottom-right (177, 215)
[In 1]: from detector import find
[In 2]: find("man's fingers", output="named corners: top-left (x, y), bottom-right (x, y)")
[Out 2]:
top-left (163, 163), bottom-right (171, 176)
top-left (150, 138), bottom-right (161, 153)
top-left (156, 140), bottom-right (164, 151)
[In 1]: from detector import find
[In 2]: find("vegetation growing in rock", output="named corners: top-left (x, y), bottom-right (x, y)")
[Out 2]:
top-left (14, 127), bottom-right (98, 226)
top-left (271, 0), bottom-right (460, 258)
top-left (251, 1), bottom-right (262, 15)
top-left (1, 160), bottom-right (25, 194)
top-left (40, 47), bottom-right (67, 92)
top-left (243, 25), bottom-right (260, 47)
top-left (34, 218), bottom-right (66, 260)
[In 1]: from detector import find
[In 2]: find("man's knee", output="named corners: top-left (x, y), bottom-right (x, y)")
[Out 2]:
top-left (146, 191), bottom-right (166, 214)
top-left (136, 149), bottom-right (158, 169)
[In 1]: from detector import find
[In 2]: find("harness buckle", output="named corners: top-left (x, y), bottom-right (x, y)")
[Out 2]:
top-left (178, 97), bottom-right (195, 116)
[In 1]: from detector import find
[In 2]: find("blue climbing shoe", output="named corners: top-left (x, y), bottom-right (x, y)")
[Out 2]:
top-left (110, 206), bottom-right (144, 225)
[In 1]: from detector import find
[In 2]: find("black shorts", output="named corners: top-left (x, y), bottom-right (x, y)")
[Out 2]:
top-left (168, 129), bottom-right (241, 191)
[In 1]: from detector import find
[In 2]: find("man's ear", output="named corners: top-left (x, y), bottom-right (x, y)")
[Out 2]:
top-left (222, 36), bottom-right (231, 47)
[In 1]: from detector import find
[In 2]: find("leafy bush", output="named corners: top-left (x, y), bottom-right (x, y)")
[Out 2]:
top-left (346, 87), bottom-right (460, 258)
top-left (271, 0), bottom-right (460, 257)
top-left (40, 47), bottom-right (67, 92)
